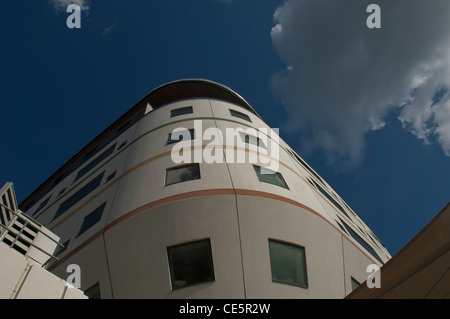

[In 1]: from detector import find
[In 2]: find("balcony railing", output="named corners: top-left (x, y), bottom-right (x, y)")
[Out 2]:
top-left (0, 183), bottom-right (62, 268)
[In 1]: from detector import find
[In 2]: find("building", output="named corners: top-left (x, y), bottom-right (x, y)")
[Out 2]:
top-left (18, 79), bottom-right (391, 299)
top-left (346, 202), bottom-right (450, 299)
top-left (0, 182), bottom-right (86, 299)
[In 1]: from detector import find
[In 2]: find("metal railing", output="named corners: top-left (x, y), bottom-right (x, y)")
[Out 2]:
top-left (0, 202), bottom-right (63, 268)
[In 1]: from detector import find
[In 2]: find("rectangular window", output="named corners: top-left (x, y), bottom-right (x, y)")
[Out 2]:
top-left (167, 128), bottom-right (195, 145)
top-left (230, 109), bottom-right (251, 122)
top-left (170, 106), bottom-right (193, 117)
top-left (253, 165), bottom-right (289, 189)
top-left (74, 144), bottom-right (116, 182)
top-left (239, 132), bottom-right (266, 149)
top-left (165, 164), bottom-right (200, 186)
top-left (77, 203), bottom-right (106, 236)
top-left (340, 220), bottom-right (384, 265)
top-left (289, 149), bottom-right (325, 184)
top-left (53, 172), bottom-right (105, 221)
top-left (167, 239), bottom-right (215, 289)
top-left (311, 179), bottom-right (351, 220)
top-left (269, 239), bottom-right (308, 288)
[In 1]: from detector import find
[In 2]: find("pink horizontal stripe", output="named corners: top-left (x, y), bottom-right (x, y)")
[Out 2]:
top-left (49, 188), bottom-right (377, 270)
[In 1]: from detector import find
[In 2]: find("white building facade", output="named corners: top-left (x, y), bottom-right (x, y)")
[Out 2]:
top-left (19, 79), bottom-right (391, 299)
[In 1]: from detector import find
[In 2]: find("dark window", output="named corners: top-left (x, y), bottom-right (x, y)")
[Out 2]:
top-left (170, 106), bottom-right (193, 117)
top-left (167, 128), bottom-right (195, 145)
top-left (52, 174), bottom-right (65, 188)
top-left (117, 140), bottom-right (128, 151)
top-left (230, 109), bottom-right (251, 122)
top-left (84, 282), bottom-right (101, 299)
top-left (53, 172), bottom-right (105, 221)
top-left (167, 239), bottom-right (215, 289)
top-left (58, 188), bottom-right (66, 197)
top-left (77, 203), bottom-right (106, 236)
top-left (340, 220), bottom-right (384, 265)
top-left (311, 179), bottom-right (351, 220)
top-left (116, 120), bottom-right (131, 137)
top-left (84, 147), bottom-right (98, 162)
top-left (105, 171), bottom-right (116, 184)
top-left (253, 165), bottom-right (289, 189)
top-left (74, 144), bottom-right (116, 182)
top-left (269, 239), bottom-right (308, 288)
top-left (165, 164), bottom-right (200, 186)
top-left (23, 200), bottom-right (36, 212)
top-left (33, 196), bottom-right (51, 216)
top-left (289, 149), bottom-right (325, 184)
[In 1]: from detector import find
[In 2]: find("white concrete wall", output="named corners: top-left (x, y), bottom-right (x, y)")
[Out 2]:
top-left (23, 89), bottom-right (390, 299)
top-left (0, 243), bottom-right (86, 299)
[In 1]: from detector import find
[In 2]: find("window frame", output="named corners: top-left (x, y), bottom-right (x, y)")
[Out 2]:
top-left (76, 202), bottom-right (106, 237)
top-left (53, 171), bottom-right (105, 222)
top-left (253, 165), bottom-right (289, 189)
top-left (73, 143), bottom-right (116, 183)
top-left (239, 131), bottom-right (266, 149)
top-left (165, 163), bottom-right (201, 186)
top-left (170, 106), bottom-right (193, 118)
top-left (229, 109), bottom-right (252, 122)
top-left (268, 239), bottom-right (308, 289)
top-left (167, 238), bottom-right (215, 290)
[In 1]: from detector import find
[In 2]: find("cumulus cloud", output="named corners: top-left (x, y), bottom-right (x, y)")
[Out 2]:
top-left (49, 0), bottom-right (90, 13)
top-left (270, 0), bottom-right (450, 166)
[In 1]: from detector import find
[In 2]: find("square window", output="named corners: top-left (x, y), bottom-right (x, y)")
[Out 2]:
top-left (171, 106), bottom-right (193, 117)
top-left (167, 239), bottom-right (215, 289)
top-left (165, 164), bottom-right (200, 186)
top-left (269, 239), bottom-right (308, 288)
top-left (77, 203), bottom-right (106, 236)
top-left (230, 109), bottom-right (251, 122)
top-left (253, 165), bottom-right (289, 189)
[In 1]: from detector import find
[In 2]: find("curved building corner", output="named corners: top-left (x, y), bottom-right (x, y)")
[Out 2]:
top-left (19, 79), bottom-right (392, 299)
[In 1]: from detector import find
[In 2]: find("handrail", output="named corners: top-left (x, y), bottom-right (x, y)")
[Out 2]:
top-left (0, 203), bottom-right (62, 264)
top-left (0, 202), bottom-right (63, 247)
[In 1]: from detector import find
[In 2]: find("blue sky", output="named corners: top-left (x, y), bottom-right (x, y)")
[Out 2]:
top-left (1, 0), bottom-right (449, 257)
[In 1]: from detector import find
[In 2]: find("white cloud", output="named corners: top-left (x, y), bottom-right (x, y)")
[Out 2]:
top-left (270, 0), bottom-right (450, 166)
top-left (49, 0), bottom-right (90, 13)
